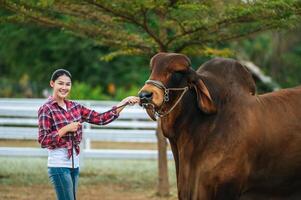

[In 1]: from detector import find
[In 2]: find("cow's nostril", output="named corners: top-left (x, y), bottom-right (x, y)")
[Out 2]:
top-left (138, 91), bottom-right (153, 103)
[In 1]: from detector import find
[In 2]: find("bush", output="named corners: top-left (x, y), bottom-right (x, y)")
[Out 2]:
top-left (69, 81), bottom-right (141, 101)
top-left (69, 81), bottom-right (110, 100)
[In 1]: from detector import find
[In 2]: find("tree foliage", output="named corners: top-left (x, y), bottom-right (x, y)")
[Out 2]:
top-left (1, 0), bottom-right (301, 98)
top-left (232, 27), bottom-right (301, 88)
top-left (0, 21), bottom-right (149, 98)
top-left (1, 0), bottom-right (300, 59)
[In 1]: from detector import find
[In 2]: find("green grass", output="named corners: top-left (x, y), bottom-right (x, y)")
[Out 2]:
top-left (0, 157), bottom-right (177, 190)
top-left (0, 157), bottom-right (48, 185)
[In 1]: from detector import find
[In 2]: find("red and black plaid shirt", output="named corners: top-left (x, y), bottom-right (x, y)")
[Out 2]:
top-left (38, 97), bottom-right (119, 158)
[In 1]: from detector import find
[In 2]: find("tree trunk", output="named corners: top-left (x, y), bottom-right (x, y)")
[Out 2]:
top-left (156, 118), bottom-right (170, 196)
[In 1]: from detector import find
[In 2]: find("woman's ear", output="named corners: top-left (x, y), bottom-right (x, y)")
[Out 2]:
top-left (50, 80), bottom-right (54, 88)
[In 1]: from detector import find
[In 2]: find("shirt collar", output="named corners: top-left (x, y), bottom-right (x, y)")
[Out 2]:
top-left (47, 96), bottom-right (71, 108)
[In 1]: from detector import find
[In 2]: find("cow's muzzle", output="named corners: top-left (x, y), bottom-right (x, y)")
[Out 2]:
top-left (138, 79), bottom-right (189, 120)
top-left (138, 91), bottom-right (153, 104)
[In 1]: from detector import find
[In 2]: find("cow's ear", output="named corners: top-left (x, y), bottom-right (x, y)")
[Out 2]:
top-left (193, 79), bottom-right (217, 114)
top-left (187, 69), bottom-right (217, 114)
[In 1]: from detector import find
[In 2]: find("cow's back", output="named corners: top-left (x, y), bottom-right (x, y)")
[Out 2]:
top-left (244, 86), bottom-right (301, 198)
top-left (254, 86), bottom-right (301, 138)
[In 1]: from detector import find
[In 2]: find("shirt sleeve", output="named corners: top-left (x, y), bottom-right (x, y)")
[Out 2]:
top-left (80, 105), bottom-right (119, 125)
top-left (38, 106), bottom-right (66, 148)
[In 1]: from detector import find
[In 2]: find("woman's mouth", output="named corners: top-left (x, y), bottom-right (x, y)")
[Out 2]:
top-left (59, 90), bottom-right (68, 95)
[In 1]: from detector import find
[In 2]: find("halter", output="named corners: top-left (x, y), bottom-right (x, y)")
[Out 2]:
top-left (142, 79), bottom-right (189, 118)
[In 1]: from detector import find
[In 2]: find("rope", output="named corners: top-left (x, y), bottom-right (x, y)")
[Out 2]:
top-left (156, 87), bottom-right (189, 117)
top-left (72, 102), bottom-right (129, 200)
top-left (141, 87), bottom-right (189, 118)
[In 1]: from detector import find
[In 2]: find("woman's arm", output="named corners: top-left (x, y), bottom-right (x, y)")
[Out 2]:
top-left (81, 96), bottom-right (140, 125)
top-left (38, 106), bottom-right (64, 148)
top-left (116, 96), bottom-right (140, 114)
top-left (57, 122), bottom-right (81, 138)
top-left (38, 106), bottom-right (80, 148)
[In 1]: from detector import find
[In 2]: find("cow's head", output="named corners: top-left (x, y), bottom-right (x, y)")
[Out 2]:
top-left (138, 52), bottom-right (217, 120)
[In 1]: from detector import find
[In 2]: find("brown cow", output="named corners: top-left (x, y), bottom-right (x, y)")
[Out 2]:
top-left (138, 52), bottom-right (301, 200)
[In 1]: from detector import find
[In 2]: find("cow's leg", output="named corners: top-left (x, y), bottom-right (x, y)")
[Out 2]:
top-left (169, 139), bottom-right (179, 183)
top-left (192, 181), bottom-right (240, 200)
top-left (195, 184), bottom-right (210, 200)
top-left (178, 183), bottom-right (209, 200)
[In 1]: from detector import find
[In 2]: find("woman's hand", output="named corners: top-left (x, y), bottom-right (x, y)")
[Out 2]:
top-left (58, 122), bottom-right (81, 137)
top-left (119, 96), bottom-right (140, 106)
top-left (66, 122), bottom-right (82, 132)
top-left (116, 96), bottom-right (140, 114)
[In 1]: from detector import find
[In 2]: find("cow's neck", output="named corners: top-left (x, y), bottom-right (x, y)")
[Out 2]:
top-left (160, 89), bottom-right (199, 137)
top-left (161, 95), bottom-right (213, 197)
top-left (159, 89), bottom-right (225, 198)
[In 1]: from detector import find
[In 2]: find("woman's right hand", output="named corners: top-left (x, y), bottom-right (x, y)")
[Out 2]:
top-left (65, 122), bottom-right (82, 132)
top-left (58, 122), bottom-right (81, 137)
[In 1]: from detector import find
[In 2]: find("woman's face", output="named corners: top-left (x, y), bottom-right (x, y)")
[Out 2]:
top-left (50, 75), bottom-right (72, 100)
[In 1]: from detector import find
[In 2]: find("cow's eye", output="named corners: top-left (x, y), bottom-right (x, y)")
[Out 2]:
top-left (171, 71), bottom-right (184, 83)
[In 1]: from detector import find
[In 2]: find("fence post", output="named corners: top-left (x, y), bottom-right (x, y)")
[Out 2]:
top-left (80, 101), bottom-right (92, 170)
top-left (79, 139), bottom-right (85, 170)
top-left (156, 118), bottom-right (170, 196)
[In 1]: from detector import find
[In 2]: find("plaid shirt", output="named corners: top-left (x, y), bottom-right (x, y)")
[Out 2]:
top-left (38, 97), bottom-right (119, 158)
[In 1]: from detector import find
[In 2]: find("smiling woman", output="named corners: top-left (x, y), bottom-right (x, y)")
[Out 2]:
top-left (38, 68), bottom-right (140, 200)
top-left (50, 69), bottom-right (72, 101)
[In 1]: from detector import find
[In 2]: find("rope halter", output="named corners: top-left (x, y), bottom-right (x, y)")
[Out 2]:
top-left (141, 79), bottom-right (189, 118)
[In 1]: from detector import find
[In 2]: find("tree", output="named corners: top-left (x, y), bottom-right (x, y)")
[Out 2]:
top-left (232, 27), bottom-right (301, 88)
top-left (1, 0), bottom-right (301, 196)
top-left (0, 22), bottom-right (150, 98)
top-left (1, 0), bottom-right (300, 59)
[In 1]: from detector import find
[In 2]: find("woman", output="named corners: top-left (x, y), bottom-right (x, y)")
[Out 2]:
top-left (38, 69), bottom-right (139, 200)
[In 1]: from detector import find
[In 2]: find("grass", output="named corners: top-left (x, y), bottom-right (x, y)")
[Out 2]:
top-left (0, 157), bottom-right (48, 186)
top-left (0, 157), bottom-right (177, 191)
top-left (0, 140), bottom-right (178, 199)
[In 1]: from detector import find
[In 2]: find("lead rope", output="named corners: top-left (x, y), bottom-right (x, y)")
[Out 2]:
top-left (71, 102), bottom-right (129, 200)
top-left (71, 135), bottom-right (76, 200)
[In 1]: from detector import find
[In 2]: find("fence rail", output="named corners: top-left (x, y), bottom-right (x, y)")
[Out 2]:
top-left (0, 98), bottom-right (173, 160)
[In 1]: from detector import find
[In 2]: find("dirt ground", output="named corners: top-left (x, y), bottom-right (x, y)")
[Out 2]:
top-left (0, 140), bottom-right (176, 199)
top-left (0, 184), bottom-right (178, 200)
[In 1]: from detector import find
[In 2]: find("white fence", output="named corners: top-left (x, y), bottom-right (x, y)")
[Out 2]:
top-left (0, 98), bottom-right (173, 160)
